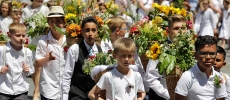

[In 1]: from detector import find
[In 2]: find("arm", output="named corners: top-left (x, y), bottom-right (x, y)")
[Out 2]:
top-left (144, 60), bottom-right (170, 99)
top-left (23, 49), bottom-right (35, 76)
top-left (137, 0), bottom-right (148, 12)
top-left (209, 9), bottom-right (217, 33)
top-left (209, 0), bottom-right (221, 14)
top-left (62, 44), bottom-right (79, 100)
top-left (88, 85), bottom-right (103, 100)
top-left (137, 92), bottom-right (146, 100)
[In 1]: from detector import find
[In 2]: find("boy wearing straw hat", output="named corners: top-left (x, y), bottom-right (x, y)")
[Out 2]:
top-left (35, 6), bottom-right (66, 100)
top-left (0, 22), bottom-right (34, 100)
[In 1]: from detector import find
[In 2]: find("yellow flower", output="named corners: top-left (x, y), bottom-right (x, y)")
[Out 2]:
top-left (65, 13), bottom-right (76, 22)
top-left (146, 42), bottom-right (161, 60)
top-left (152, 3), bottom-right (160, 8)
top-left (181, 8), bottom-right (187, 17)
top-left (154, 16), bottom-right (163, 24)
top-left (67, 6), bottom-right (75, 11)
top-left (71, 32), bottom-right (77, 37)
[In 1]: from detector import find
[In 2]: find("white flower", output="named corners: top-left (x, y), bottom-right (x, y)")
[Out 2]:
top-left (29, 22), bottom-right (36, 29)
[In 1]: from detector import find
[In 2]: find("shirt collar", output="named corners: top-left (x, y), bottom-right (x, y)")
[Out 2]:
top-left (47, 31), bottom-right (66, 46)
top-left (84, 40), bottom-right (96, 50)
top-left (6, 41), bottom-right (25, 54)
top-left (194, 63), bottom-right (217, 77)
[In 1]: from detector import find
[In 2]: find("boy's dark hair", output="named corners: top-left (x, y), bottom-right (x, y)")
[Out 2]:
top-left (0, 1), bottom-right (12, 16)
top-left (195, 35), bottom-right (218, 52)
top-left (81, 16), bottom-right (99, 30)
top-left (99, 3), bottom-right (106, 8)
top-left (217, 46), bottom-right (226, 60)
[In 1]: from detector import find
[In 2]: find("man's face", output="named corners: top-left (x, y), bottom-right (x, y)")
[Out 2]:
top-left (168, 21), bottom-right (186, 41)
top-left (195, 44), bottom-right (217, 72)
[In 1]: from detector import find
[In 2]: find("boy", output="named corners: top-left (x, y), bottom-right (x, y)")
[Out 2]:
top-left (144, 14), bottom-right (187, 100)
top-left (214, 46), bottom-right (230, 100)
top-left (89, 38), bottom-right (146, 99)
top-left (62, 16), bottom-right (102, 100)
top-left (0, 22), bottom-right (34, 99)
top-left (175, 36), bottom-right (227, 100)
top-left (35, 6), bottom-right (66, 100)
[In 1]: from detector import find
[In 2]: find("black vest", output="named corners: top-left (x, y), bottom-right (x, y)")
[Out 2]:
top-left (69, 41), bottom-right (102, 100)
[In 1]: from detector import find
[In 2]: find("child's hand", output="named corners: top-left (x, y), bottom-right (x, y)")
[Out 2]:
top-left (46, 51), bottom-right (56, 60)
top-left (22, 62), bottom-right (29, 74)
top-left (0, 65), bottom-right (8, 74)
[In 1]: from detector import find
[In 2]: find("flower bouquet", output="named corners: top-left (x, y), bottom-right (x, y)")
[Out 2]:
top-left (82, 51), bottom-right (117, 75)
top-left (0, 30), bottom-right (8, 45)
top-left (24, 13), bottom-right (49, 38)
top-left (146, 29), bottom-right (196, 100)
top-left (105, 0), bottom-right (120, 16)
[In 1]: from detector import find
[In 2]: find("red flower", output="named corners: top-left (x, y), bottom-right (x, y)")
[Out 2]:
top-left (108, 50), bottom-right (113, 54)
top-left (0, 30), bottom-right (2, 33)
top-left (64, 46), bottom-right (68, 52)
top-left (89, 55), bottom-right (96, 59)
top-left (131, 60), bottom-right (135, 65)
top-left (24, 38), bottom-right (28, 44)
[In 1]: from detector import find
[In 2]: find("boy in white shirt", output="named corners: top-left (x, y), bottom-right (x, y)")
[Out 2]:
top-left (88, 38), bottom-right (146, 100)
top-left (213, 46), bottom-right (230, 100)
top-left (175, 36), bottom-right (227, 100)
top-left (0, 22), bottom-right (34, 99)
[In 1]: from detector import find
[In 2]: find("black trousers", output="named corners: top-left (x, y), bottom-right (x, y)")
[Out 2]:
top-left (149, 88), bottom-right (166, 100)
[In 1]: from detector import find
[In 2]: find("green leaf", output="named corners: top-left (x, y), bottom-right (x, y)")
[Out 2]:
top-left (166, 55), bottom-right (176, 74)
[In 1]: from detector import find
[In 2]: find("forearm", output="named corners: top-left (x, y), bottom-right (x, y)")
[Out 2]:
top-left (35, 57), bottom-right (49, 67)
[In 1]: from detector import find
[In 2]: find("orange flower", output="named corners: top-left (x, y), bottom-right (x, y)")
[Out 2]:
top-left (71, 32), bottom-right (77, 37)
top-left (94, 16), bottom-right (103, 25)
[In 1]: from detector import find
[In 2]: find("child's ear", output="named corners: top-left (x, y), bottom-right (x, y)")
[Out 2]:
top-left (115, 28), bottom-right (120, 34)
top-left (223, 61), bottom-right (226, 67)
top-left (7, 32), bottom-right (11, 38)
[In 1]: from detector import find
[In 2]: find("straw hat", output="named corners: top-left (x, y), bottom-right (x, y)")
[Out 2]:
top-left (47, 6), bottom-right (64, 18)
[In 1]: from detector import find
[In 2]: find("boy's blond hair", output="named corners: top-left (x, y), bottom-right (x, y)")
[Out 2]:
top-left (9, 22), bottom-right (26, 34)
top-left (113, 38), bottom-right (136, 54)
top-left (168, 14), bottom-right (186, 28)
top-left (107, 17), bottom-right (126, 32)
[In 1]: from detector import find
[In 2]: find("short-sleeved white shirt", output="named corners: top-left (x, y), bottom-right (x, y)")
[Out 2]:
top-left (35, 31), bottom-right (66, 99)
top-left (97, 68), bottom-right (145, 100)
top-left (175, 63), bottom-right (227, 100)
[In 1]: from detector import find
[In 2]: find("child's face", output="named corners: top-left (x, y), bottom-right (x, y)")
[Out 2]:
top-left (223, 1), bottom-right (229, 9)
top-left (195, 44), bottom-right (217, 72)
top-left (48, 17), bottom-right (65, 33)
top-left (33, 0), bottom-right (43, 6)
top-left (113, 50), bottom-right (134, 69)
top-left (99, 6), bottom-right (106, 13)
top-left (214, 53), bottom-right (226, 71)
top-left (168, 21), bottom-right (186, 41)
top-left (82, 22), bottom-right (98, 46)
top-left (203, 1), bottom-right (209, 9)
top-left (11, 11), bottom-right (22, 20)
top-left (110, 23), bottom-right (127, 43)
top-left (9, 30), bottom-right (26, 47)
top-left (1, 2), bottom-right (9, 16)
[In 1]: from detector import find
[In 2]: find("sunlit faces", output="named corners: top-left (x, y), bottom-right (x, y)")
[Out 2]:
top-left (113, 50), bottom-right (135, 69)
top-left (82, 22), bottom-right (98, 46)
top-left (48, 17), bottom-right (65, 33)
top-left (168, 21), bottom-right (186, 41)
top-left (195, 44), bottom-right (217, 72)
top-left (110, 23), bottom-right (127, 43)
top-left (1, 2), bottom-right (9, 17)
top-left (99, 5), bottom-right (106, 13)
top-left (213, 53), bottom-right (226, 71)
top-left (9, 30), bottom-right (26, 47)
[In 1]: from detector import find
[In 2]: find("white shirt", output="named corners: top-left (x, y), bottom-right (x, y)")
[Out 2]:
top-left (84, 40), bottom-right (99, 56)
top-left (97, 68), bottom-right (145, 99)
top-left (36, 32), bottom-right (66, 99)
top-left (144, 59), bottom-right (170, 99)
top-left (0, 42), bottom-right (34, 95)
top-left (219, 9), bottom-right (230, 39)
top-left (175, 63), bottom-right (227, 100)
top-left (0, 16), bottom-right (13, 35)
top-left (219, 72), bottom-right (230, 100)
top-left (62, 42), bottom-right (100, 100)
top-left (199, 8), bottom-right (216, 36)
top-left (22, 4), bottom-right (49, 21)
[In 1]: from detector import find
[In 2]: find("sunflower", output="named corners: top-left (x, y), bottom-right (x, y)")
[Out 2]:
top-left (146, 42), bottom-right (161, 60)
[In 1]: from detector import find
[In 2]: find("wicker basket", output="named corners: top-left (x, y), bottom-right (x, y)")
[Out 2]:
top-left (165, 66), bottom-right (182, 100)
top-left (0, 41), bottom-right (6, 46)
top-left (66, 37), bottom-right (83, 46)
